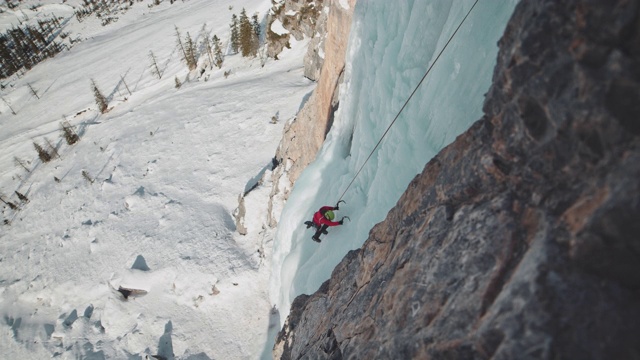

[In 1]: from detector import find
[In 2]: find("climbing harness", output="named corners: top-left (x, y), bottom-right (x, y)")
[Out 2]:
top-left (336, 0), bottom-right (480, 203)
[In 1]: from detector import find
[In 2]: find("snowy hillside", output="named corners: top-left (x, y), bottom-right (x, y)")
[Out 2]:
top-left (270, 0), bottom-right (519, 324)
top-left (0, 0), bottom-right (315, 359)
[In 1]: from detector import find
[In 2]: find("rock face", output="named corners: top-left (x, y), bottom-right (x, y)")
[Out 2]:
top-left (267, 0), bottom-right (324, 72)
top-left (267, 0), bottom-right (357, 227)
top-left (236, 1), bottom-right (355, 231)
top-left (274, 0), bottom-right (640, 359)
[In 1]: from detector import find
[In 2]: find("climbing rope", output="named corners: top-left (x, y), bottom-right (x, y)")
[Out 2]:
top-left (337, 0), bottom-right (480, 203)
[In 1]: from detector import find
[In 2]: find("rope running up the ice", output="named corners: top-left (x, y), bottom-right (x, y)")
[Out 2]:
top-left (337, 0), bottom-right (480, 203)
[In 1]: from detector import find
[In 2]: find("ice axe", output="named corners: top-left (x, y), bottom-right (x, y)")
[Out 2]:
top-left (340, 216), bottom-right (351, 223)
top-left (335, 200), bottom-right (345, 210)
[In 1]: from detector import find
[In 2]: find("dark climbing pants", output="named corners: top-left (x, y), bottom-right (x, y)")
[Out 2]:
top-left (313, 224), bottom-right (328, 239)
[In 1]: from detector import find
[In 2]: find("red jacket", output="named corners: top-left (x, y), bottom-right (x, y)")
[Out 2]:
top-left (313, 206), bottom-right (341, 227)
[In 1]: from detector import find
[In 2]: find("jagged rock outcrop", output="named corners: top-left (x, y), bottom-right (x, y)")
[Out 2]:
top-left (267, 0), bottom-right (357, 227)
top-left (274, 0), bottom-right (640, 359)
top-left (267, 0), bottom-right (324, 73)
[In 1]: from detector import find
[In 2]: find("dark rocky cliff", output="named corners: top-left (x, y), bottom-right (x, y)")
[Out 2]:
top-left (273, 0), bottom-right (640, 358)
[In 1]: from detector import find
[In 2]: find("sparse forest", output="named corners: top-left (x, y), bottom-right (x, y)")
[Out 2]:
top-left (0, 0), bottom-right (182, 80)
top-left (0, 1), bottom-right (271, 224)
top-left (230, 8), bottom-right (261, 58)
top-left (0, 19), bottom-right (65, 79)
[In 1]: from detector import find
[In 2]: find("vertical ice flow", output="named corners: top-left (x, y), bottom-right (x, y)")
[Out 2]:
top-left (270, 0), bottom-right (519, 323)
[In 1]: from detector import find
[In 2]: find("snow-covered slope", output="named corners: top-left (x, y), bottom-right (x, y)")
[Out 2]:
top-left (270, 0), bottom-right (519, 324)
top-left (0, 0), bottom-right (315, 358)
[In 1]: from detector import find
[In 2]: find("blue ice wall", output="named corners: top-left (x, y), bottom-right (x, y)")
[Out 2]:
top-left (270, 0), bottom-right (518, 322)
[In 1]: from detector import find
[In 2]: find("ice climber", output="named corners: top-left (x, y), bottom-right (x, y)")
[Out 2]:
top-left (305, 201), bottom-right (348, 243)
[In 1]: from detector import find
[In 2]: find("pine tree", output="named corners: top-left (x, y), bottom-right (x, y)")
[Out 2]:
top-left (61, 121), bottom-right (79, 145)
top-left (82, 170), bottom-right (94, 184)
top-left (15, 191), bottom-right (29, 203)
top-left (14, 156), bottom-right (30, 172)
top-left (90, 79), bottom-right (108, 113)
top-left (120, 74), bottom-right (131, 96)
top-left (184, 32), bottom-right (197, 70)
top-left (1, 96), bottom-right (17, 115)
top-left (251, 13), bottom-right (261, 40)
top-left (239, 9), bottom-right (258, 57)
top-left (0, 194), bottom-right (17, 210)
top-left (229, 14), bottom-right (239, 54)
top-left (212, 35), bottom-right (224, 68)
top-left (33, 141), bottom-right (52, 163)
top-left (175, 26), bottom-right (196, 71)
top-left (0, 37), bottom-right (17, 77)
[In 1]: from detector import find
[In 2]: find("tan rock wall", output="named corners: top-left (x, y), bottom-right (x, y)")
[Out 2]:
top-left (268, 0), bottom-right (357, 227)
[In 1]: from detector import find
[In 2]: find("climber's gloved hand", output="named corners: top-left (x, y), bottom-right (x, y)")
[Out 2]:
top-left (339, 219), bottom-right (344, 225)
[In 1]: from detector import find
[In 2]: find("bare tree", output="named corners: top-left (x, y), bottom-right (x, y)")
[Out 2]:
top-left (27, 83), bottom-right (39, 99)
top-left (120, 74), bottom-right (132, 95)
top-left (199, 24), bottom-right (214, 68)
top-left (212, 35), bottom-right (224, 68)
top-left (149, 50), bottom-right (162, 79)
top-left (44, 138), bottom-right (60, 158)
top-left (203, 35), bottom-right (214, 69)
top-left (1, 96), bottom-right (16, 115)
top-left (174, 26), bottom-right (188, 67)
top-left (14, 156), bottom-right (30, 172)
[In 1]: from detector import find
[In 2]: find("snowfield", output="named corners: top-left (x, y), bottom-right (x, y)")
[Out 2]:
top-left (0, 0), bottom-right (314, 358)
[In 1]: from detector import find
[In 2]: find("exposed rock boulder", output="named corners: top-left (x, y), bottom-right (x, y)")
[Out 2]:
top-left (274, 0), bottom-right (640, 358)
top-left (233, 194), bottom-right (248, 235)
